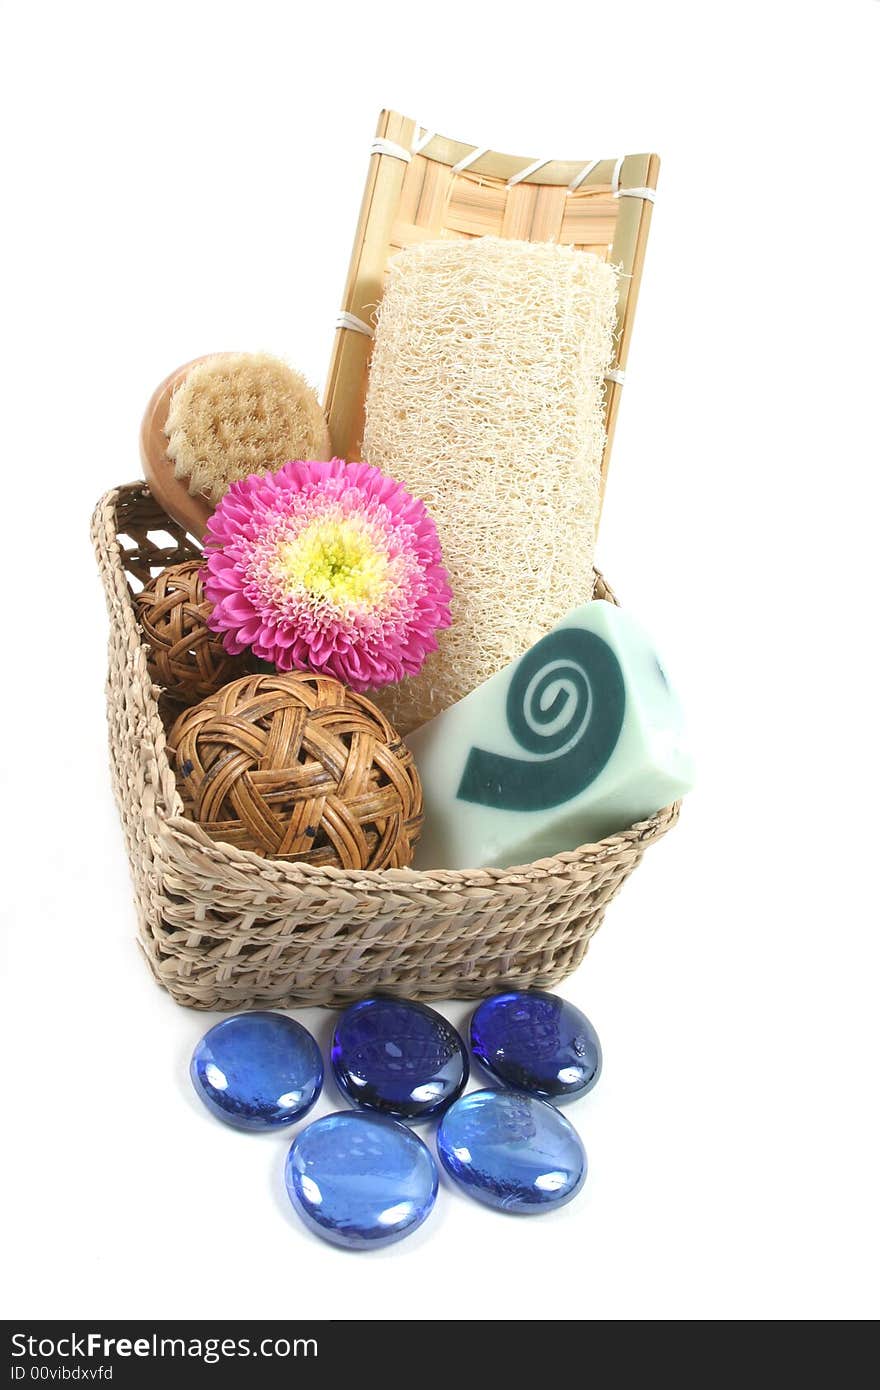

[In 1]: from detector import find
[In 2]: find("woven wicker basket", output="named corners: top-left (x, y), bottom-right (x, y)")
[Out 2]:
top-left (92, 482), bottom-right (679, 1011)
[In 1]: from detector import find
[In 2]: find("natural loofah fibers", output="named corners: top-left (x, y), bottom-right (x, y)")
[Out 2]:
top-left (363, 236), bottom-right (619, 734)
top-left (165, 352), bottom-right (331, 504)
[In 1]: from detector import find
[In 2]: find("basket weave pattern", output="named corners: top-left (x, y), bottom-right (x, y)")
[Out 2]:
top-left (92, 482), bottom-right (679, 1011)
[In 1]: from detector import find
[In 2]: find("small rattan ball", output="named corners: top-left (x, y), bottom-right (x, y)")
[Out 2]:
top-left (167, 672), bottom-right (423, 869)
top-left (133, 559), bottom-right (254, 706)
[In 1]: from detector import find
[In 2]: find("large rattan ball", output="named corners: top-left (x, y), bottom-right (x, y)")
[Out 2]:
top-left (167, 672), bottom-right (423, 869)
top-left (133, 559), bottom-right (254, 706)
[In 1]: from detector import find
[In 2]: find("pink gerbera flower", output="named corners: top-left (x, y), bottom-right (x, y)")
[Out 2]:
top-left (203, 459), bottom-right (452, 692)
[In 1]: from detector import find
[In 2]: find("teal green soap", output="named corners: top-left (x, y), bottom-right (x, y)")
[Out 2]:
top-left (406, 601), bottom-right (694, 870)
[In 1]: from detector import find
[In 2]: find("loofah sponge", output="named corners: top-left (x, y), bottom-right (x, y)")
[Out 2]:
top-left (363, 236), bottom-right (619, 734)
top-left (164, 353), bottom-right (331, 504)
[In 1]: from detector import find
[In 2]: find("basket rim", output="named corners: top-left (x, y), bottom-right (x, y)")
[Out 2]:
top-left (159, 801), bottom-right (680, 889)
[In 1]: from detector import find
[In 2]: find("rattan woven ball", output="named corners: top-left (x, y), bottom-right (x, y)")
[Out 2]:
top-left (133, 559), bottom-right (254, 706)
top-left (167, 672), bottom-right (423, 869)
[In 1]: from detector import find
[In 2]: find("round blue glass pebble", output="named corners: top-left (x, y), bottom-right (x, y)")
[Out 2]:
top-left (285, 1111), bottom-right (438, 1249)
top-left (190, 1011), bottom-right (323, 1131)
top-left (437, 1089), bottom-right (587, 1214)
top-left (331, 996), bottom-right (468, 1121)
top-left (470, 990), bottom-right (602, 1104)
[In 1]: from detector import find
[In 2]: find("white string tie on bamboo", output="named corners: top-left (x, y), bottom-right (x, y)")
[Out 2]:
top-left (452, 145), bottom-right (490, 174)
top-left (506, 157), bottom-right (552, 187)
top-left (568, 157), bottom-right (656, 202)
top-left (610, 154), bottom-right (656, 202)
top-left (336, 312), bottom-right (374, 338)
top-left (617, 186), bottom-right (657, 202)
top-left (604, 367), bottom-right (626, 385)
top-left (567, 158), bottom-right (602, 193)
top-left (411, 127), bottom-right (435, 154)
top-left (370, 138), bottom-right (412, 163)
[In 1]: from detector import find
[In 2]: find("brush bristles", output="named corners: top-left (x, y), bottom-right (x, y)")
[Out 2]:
top-left (165, 353), bottom-right (332, 503)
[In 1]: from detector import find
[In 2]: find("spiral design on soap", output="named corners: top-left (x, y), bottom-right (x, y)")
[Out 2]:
top-left (456, 628), bottom-right (625, 812)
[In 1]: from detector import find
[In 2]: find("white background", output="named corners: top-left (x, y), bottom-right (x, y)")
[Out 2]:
top-left (1, 0), bottom-right (878, 1322)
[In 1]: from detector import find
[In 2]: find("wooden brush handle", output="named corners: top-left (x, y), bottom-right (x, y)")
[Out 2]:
top-left (140, 358), bottom-right (216, 540)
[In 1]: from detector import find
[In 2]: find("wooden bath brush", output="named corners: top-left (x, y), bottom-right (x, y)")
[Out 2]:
top-left (140, 352), bottom-right (332, 537)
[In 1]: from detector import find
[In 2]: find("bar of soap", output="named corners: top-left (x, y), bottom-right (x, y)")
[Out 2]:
top-left (405, 600), bottom-right (694, 870)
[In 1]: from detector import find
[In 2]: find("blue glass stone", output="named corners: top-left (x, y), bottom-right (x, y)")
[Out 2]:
top-left (190, 1011), bottom-right (323, 1131)
top-left (437, 1089), bottom-right (587, 1214)
top-left (285, 1111), bottom-right (438, 1249)
top-left (331, 996), bottom-right (468, 1120)
top-left (470, 990), bottom-right (602, 1103)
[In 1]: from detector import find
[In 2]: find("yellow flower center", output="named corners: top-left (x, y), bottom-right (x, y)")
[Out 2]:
top-left (276, 516), bottom-right (390, 609)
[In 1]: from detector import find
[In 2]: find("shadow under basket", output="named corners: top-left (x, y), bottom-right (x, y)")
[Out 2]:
top-left (92, 482), bottom-right (680, 1011)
